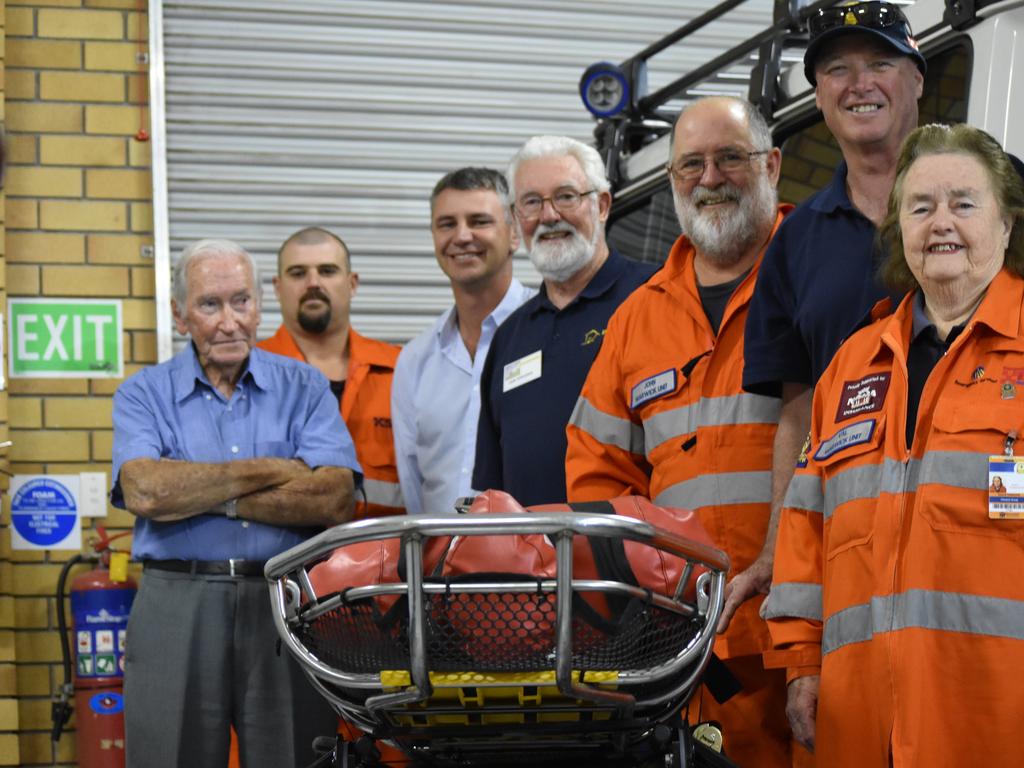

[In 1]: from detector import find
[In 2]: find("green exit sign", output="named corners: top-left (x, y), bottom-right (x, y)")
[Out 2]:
top-left (8, 299), bottom-right (123, 379)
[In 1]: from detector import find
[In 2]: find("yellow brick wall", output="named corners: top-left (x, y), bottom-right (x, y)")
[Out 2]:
top-left (4, 1), bottom-right (153, 764)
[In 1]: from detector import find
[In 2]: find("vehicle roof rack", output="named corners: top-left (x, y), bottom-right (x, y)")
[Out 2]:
top-left (582, 0), bottom-right (983, 188)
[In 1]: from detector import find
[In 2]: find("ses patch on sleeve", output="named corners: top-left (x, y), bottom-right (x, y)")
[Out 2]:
top-left (630, 369), bottom-right (677, 410)
top-left (814, 419), bottom-right (876, 461)
top-left (795, 433), bottom-right (811, 468)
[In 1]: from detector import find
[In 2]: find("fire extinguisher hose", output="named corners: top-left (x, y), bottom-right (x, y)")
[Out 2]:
top-left (51, 553), bottom-right (93, 746)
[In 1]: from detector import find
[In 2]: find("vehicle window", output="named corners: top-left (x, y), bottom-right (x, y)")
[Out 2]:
top-left (607, 183), bottom-right (682, 266)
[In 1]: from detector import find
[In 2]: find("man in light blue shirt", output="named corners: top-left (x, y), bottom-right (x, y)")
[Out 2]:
top-left (392, 168), bottom-right (534, 515)
top-left (111, 238), bottom-right (361, 768)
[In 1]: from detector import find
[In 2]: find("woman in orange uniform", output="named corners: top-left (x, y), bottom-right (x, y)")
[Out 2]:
top-left (765, 123), bottom-right (1024, 767)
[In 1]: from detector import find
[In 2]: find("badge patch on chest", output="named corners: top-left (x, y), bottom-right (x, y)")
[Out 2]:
top-left (1001, 366), bottom-right (1024, 386)
top-left (814, 419), bottom-right (876, 461)
top-left (630, 368), bottom-right (677, 409)
top-left (836, 373), bottom-right (891, 422)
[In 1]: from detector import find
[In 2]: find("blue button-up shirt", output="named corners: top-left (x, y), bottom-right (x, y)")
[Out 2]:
top-left (391, 278), bottom-right (535, 515)
top-left (111, 345), bottom-right (361, 560)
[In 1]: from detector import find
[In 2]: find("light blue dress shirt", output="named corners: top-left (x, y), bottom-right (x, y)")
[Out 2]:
top-left (391, 279), bottom-right (534, 515)
top-left (111, 345), bottom-right (361, 560)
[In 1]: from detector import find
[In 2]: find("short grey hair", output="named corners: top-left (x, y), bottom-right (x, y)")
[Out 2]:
top-left (172, 238), bottom-right (262, 308)
top-left (506, 135), bottom-right (611, 203)
top-left (670, 97), bottom-right (774, 154)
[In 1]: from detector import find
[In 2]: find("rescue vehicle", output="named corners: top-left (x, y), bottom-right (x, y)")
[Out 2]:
top-left (574, 0), bottom-right (1024, 263)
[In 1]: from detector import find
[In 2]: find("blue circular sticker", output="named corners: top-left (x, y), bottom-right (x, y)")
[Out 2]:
top-left (11, 478), bottom-right (77, 547)
top-left (89, 691), bottom-right (124, 715)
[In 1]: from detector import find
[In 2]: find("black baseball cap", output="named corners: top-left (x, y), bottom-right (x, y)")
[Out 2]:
top-left (804, 1), bottom-right (927, 86)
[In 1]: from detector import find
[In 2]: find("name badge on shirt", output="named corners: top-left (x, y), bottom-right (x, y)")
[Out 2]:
top-left (630, 369), bottom-right (677, 409)
top-left (813, 419), bottom-right (875, 461)
top-left (503, 350), bottom-right (542, 393)
top-left (988, 455), bottom-right (1024, 519)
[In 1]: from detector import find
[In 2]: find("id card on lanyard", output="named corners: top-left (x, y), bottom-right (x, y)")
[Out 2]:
top-left (989, 431), bottom-right (1024, 519)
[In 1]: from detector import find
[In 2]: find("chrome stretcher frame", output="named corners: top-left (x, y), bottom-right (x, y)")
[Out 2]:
top-left (265, 511), bottom-right (732, 767)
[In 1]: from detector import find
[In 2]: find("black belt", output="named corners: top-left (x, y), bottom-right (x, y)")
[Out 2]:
top-left (144, 559), bottom-right (267, 578)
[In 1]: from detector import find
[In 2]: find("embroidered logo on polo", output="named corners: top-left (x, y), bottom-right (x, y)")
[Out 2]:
top-left (581, 328), bottom-right (606, 346)
top-left (630, 369), bottom-right (677, 409)
top-left (955, 364), bottom-right (996, 387)
top-left (835, 372), bottom-right (891, 422)
top-left (814, 419), bottom-right (876, 461)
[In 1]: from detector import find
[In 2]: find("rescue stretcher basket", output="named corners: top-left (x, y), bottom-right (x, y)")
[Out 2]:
top-left (265, 511), bottom-right (732, 767)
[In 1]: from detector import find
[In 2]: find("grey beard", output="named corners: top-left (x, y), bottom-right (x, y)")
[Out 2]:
top-left (673, 173), bottom-right (777, 266)
top-left (525, 216), bottom-right (600, 283)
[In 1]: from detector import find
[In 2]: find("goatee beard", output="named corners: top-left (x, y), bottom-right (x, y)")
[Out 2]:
top-left (298, 306), bottom-right (331, 334)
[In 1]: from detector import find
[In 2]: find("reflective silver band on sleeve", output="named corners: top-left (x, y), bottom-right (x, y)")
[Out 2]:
top-left (763, 582), bottom-right (823, 621)
top-left (783, 473), bottom-right (824, 515)
top-left (568, 396), bottom-right (645, 456)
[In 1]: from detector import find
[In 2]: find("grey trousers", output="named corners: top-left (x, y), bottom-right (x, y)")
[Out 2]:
top-left (124, 568), bottom-right (338, 768)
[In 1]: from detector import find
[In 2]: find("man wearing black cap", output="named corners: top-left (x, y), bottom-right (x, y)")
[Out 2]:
top-left (725, 1), bottom-right (926, 750)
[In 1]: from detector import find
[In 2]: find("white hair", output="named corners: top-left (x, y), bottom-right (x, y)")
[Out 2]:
top-left (172, 238), bottom-right (261, 307)
top-left (506, 135), bottom-right (611, 202)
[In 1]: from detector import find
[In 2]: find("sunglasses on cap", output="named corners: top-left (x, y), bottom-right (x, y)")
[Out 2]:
top-left (808, 1), bottom-right (912, 39)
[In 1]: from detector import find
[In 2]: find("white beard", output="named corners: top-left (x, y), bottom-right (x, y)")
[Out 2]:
top-left (525, 209), bottom-right (600, 283)
top-left (672, 172), bottom-right (777, 265)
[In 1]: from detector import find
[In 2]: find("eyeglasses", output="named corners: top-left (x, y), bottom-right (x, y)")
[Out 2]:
top-left (666, 150), bottom-right (770, 181)
top-left (514, 188), bottom-right (597, 220)
top-left (807, 1), bottom-right (911, 38)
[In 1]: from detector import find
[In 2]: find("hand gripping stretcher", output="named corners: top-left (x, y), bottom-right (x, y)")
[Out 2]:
top-left (265, 494), bottom-right (738, 767)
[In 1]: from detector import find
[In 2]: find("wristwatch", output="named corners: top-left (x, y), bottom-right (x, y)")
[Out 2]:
top-left (223, 498), bottom-right (239, 519)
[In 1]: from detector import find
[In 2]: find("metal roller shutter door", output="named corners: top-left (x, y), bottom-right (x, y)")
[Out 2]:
top-left (153, 0), bottom-right (772, 355)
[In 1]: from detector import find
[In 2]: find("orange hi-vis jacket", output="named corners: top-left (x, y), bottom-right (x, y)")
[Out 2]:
top-left (566, 208), bottom-right (789, 660)
top-left (765, 269), bottom-right (1024, 767)
top-left (259, 325), bottom-right (404, 519)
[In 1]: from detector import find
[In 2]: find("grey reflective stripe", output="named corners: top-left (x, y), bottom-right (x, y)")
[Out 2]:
top-left (823, 459), bottom-right (907, 516)
top-left (823, 589), bottom-right (1024, 655)
top-left (654, 470), bottom-right (771, 509)
top-left (822, 451), bottom-right (990, 519)
top-left (642, 392), bottom-right (780, 456)
top-left (783, 473), bottom-right (824, 515)
top-left (918, 450), bottom-right (989, 490)
top-left (569, 396), bottom-right (645, 456)
top-left (763, 582), bottom-right (823, 621)
top-left (363, 478), bottom-right (404, 509)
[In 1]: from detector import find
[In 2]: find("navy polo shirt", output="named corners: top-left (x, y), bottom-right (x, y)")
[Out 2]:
top-left (743, 161), bottom-right (904, 397)
top-left (473, 250), bottom-right (656, 506)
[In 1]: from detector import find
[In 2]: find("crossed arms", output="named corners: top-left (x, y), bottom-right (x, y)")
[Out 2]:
top-left (119, 457), bottom-right (355, 527)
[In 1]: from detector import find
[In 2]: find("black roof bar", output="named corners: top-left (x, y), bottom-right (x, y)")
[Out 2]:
top-left (622, 0), bottom-right (841, 118)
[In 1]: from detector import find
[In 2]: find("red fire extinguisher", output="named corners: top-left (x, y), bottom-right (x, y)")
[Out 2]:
top-left (53, 527), bottom-right (135, 767)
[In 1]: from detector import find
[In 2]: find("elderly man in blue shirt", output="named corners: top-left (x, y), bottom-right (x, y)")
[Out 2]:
top-left (111, 238), bottom-right (360, 768)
